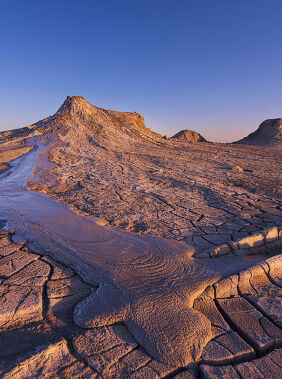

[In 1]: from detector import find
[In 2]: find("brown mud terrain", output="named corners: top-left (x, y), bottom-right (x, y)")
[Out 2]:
top-left (0, 96), bottom-right (281, 378)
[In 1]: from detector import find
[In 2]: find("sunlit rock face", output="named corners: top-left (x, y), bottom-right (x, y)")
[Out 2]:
top-left (235, 118), bottom-right (282, 147)
top-left (0, 96), bottom-right (281, 376)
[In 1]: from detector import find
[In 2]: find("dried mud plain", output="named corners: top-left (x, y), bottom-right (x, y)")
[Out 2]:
top-left (0, 96), bottom-right (281, 378)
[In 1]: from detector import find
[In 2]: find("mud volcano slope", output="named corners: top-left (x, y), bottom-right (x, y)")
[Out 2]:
top-left (0, 95), bottom-right (161, 148)
top-left (0, 96), bottom-right (281, 377)
top-left (235, 118), bottom-right (282, 147)
top-left (41, 95), bottom-right (162, 147)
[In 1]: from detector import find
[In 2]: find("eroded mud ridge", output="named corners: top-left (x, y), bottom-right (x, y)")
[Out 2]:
top-left (0, 230), bottom-right (281, 378)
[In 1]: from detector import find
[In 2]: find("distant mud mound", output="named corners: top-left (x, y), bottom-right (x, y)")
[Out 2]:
top-left (235, 118), bottom-right (282, 147)
top-left (172, 129), bottom-right (207, 143)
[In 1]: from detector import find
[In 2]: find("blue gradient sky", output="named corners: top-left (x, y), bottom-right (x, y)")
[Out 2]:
top-left (1, 1), bottom-right (282, 142)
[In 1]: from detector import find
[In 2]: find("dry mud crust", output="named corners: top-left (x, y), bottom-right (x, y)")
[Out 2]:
top-left (0, 229), bottom-right (281, 378)
top-left (0, 146), bottom-right (33, 173)
top-left (28, 133), bottom-right (282, 254)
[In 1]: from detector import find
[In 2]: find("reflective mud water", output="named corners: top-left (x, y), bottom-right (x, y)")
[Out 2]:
top-left (0, 137), bottom-right (272, 366)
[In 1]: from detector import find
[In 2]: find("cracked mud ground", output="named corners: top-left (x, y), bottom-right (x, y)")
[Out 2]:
top-left (0, 96), bottom-right (281, 377)
top-left (31, 135), bottom-right (281, 254)
top-left (0, 230), bottom-right (281, 378)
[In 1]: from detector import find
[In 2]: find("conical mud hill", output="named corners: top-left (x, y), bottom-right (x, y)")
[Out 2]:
top-left (54, 96), bottom-right (161, 143)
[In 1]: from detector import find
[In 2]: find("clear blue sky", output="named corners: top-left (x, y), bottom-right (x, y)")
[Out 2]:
top-left (1, 1), bottom-right (282, 142)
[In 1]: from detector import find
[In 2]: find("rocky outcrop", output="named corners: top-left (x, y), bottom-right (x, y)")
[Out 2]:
top-left (172, 129), bottom-right (207, 143)
top-left (235, 118), bottom-right (282, 147)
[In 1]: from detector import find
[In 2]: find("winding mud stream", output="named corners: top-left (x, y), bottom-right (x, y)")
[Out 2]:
top-left (0, 136), bottom-right (268, 366)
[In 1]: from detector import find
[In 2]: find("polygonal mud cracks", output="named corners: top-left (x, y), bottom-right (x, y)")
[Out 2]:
top-left (0, 230), bottom-right (281, 378)
top-left (0, 232), bottom-right (177, 378)
top-left (3, 337), bottom-right (98, 378)
top-left (189, 255), bottom-right (282, 378)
